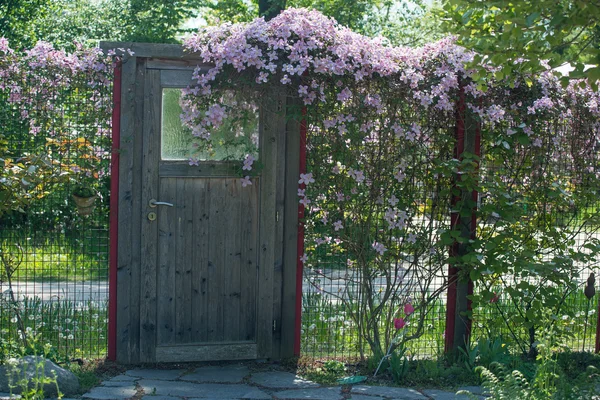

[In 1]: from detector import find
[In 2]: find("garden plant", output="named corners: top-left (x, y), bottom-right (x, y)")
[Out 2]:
top-left (2, 5), bottom-right (600, 398)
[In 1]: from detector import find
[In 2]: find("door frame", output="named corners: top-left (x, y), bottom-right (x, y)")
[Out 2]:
top-left (102, 42), bottom-right (301, 364)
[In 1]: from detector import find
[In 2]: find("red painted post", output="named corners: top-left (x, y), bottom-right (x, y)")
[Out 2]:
top-left (595, 297), bottom-right (600, 352)
top-left (444, 85), bottom-right (477, 353)
top-left (107, 62), bottom-right (121, 362)
top-left (293, 107), bottom-right (307, 356)
top-left (444, 87), bottom-right (465, 353)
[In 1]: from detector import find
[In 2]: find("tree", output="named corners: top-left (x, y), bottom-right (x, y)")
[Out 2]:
top-left (0, 0), bottom-right (53, 49)
top-left (259, 0), bottom-right (286, 20)
top-left (201, 0), bottom-right (444, 46)
top-left (441, 0), bottom-right (600, 85)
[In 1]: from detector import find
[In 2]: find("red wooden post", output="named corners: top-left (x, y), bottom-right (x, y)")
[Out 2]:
top-left (595, 297), bottom-right (600, 352)
top-left (444, 85), bottom-right (478, 354)
top-left (107, 62), bottom-right (121, 362)
top-left (293, 107), bottom-right (307, 356)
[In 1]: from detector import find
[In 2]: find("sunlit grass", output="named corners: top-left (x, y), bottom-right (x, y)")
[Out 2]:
top-left (1, 231), bottom-right (108, 282)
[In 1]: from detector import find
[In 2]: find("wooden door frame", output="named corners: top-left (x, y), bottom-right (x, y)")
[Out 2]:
top-left (102, 42), bottom-right (301, 363)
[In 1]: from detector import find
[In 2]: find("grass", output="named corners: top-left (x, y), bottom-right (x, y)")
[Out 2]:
top-left (1, 230), bottom-right (109, 282)
top-left (0, 296), bottom-right (108, 362)
top-left (471, 289), bottom-right (598, 353)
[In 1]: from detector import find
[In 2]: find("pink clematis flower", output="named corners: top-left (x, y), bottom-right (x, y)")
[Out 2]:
top-left (394, 318), bottom-right (406, 330)
top-left (241, 176), bottom-right (252, 187)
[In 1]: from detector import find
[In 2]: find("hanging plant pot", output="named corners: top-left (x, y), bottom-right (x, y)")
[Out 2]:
top-left (72, 194), bottom-right (97, 216)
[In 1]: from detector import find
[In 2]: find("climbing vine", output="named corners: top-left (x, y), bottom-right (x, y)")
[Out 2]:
top-left (179, 8), bottom-right (600, 360)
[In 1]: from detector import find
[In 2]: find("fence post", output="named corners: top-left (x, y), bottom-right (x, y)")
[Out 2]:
top-left (445, 84), bottom-right (479, 355)
top-left (107, 61), bottom-right (121, 362)
top-left (594, 299), bottom-right (600, 353)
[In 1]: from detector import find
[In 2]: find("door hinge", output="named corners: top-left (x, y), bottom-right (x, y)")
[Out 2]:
top-left (276, 211), bottom-right (279, 222)
top-left (273, 319), bottom-right (277, 332)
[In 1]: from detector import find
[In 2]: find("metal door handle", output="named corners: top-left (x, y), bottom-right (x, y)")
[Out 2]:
top-left (149, 199), bottom-right (174, 207)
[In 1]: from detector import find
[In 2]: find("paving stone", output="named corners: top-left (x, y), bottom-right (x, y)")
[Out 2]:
top-left (181, 365), bottom-right (250, 383)
top-left (83, 386), bottom-right (137, 400)
top-left (140, 396), bottom-right (181, 400)
top-left (46, 398), bottom-right (78, 400)
top-left (250, 371), bottom-right (319, 389)
top-left (348, 395), bottom-right (381, 400)
top-left (0, 393), bottom-right (20, 400)
top-left (139, 379), bottom-right (270, 399)
top-left (101, 380), bottom-right (137, 387)
top-left (126, 369), bottom-right (185, 380)
top-left (456, 386), bottom-right (486, 396)
top-left (275, 386), bottom-right (342, 399)
top-left (422, 389), bottom-right (480, 399)
top-left (106, 374), bottom-right (138, 382)
top-left (351, 385), bottom-right (426, 399)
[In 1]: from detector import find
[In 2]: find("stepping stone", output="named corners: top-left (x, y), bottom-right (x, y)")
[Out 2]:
top-left (181, 365), bottom-right (250, 383)
top-left (351, 385), bottom-right (426, 399)
top-left (422, 389), bottom-right (480, 399)
top-left (101, 380), bottom-right (137, 387)
top-left (250, 371), bottom-right (319, 388)
top-left (348, 395), bottom-right (380, 400)
top-left (126, 369), bottom-right (185, 380)
top-left (106, 374), bottom-right (138, 382)
top-left (0, 394), bottom-right (20, 400)
top-left (139, 379), bottom-right (270, 399)
top-left (275, 386), bottom-right (343, 399)
top-left (457, 386), bottom-right (487, 396)
top-left (83, 386), bottom-right (137, 400)
top-left (139, 397), bottom-right (180, 400)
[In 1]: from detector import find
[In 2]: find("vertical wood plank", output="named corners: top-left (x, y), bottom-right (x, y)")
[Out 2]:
top-left (174, 178), bottom-right (193, 343)
top-left (115, 55), bottom-right (137, 363)
top-left (256, 90), bottom-right (282, 358)
top-left (271, 91), bottom-right (287, 359)
top-left (128, 59), bottom-right (146, 363)
top-left (191, 179), bottom-right (209, 342)
top-left (280, 97), bottom-right (301, 358)
top-left (139, 68), bottom-right (160, 362)
top-left (174, 178), bottom-right (184, 343)
top-left (223, 179), bottom-right (242, 341)
top-left (207, 179), bottom-right (226, 341)
top-left (182, 178), bottom-right (194, 343)
top-left (240, 180), bottom-right (259, 341)
top-left (157, 178), bottom-right (176, 345)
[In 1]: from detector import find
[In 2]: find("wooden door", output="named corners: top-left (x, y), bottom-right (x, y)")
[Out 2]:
top-left (138, 65), bottom-right (280, 362)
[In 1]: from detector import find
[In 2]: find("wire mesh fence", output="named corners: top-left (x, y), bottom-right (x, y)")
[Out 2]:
top-left (0, 46), bottom-right (112, 360)
top-left (301, 80), bottom-right (600, 362)
top-left (2, 44), bottom-right (600, 365)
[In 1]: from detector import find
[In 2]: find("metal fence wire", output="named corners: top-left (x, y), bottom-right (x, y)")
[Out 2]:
top-left (301, 83), bottom-right (600, 362)
top-left (2, 51), bottom-right (600, 364)
top-left (0, 70), bottom-right (111, 361)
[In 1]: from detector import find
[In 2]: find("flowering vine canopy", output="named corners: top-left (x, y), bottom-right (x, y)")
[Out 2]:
top-left (2, 7), bottom-right (600, 357)
top-left (179, 8), bottom-right (600, 356)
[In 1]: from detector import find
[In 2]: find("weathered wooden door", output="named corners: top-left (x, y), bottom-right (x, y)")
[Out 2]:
top-left (138, 64), bottom-right (280, 362)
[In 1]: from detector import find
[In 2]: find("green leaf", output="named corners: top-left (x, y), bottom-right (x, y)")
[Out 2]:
top-left (525, 12), bottom-right (540, 27)
top-left (587, 67), bottom-right (600, 85)
top-left (517, 134), bottom-right (530, 145)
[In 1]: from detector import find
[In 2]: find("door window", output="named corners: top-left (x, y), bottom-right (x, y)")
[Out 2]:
top-left (161, 88), bottom-right (259, 162)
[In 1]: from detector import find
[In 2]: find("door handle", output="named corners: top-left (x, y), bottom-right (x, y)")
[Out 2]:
top-left (149, 199), bottom-right (174, 207)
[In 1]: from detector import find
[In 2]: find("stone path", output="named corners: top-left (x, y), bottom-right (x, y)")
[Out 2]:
top-left (75, 366), bottom-right (485, 400)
